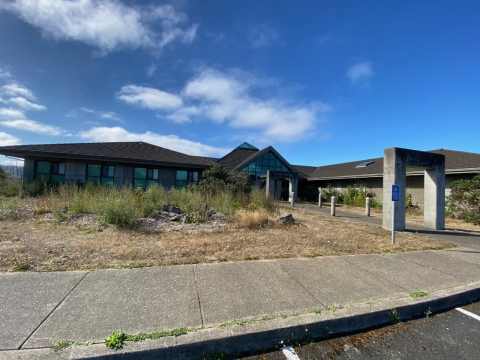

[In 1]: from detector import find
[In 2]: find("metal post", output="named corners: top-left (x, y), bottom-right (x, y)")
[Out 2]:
top-left (291, 192), bottom-right (294, 207)
top-left (391, 200), bottom-right (395, 245)
top-left (366, 197), bottom-right (370, 216)
top-left (331, 196), bottom-right (336, 216)
top-left (318, 187), bottom-right (322, 208)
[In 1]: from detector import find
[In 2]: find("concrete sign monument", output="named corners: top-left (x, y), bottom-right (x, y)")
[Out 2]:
top-left (383, 147), bottom-right (445, 231)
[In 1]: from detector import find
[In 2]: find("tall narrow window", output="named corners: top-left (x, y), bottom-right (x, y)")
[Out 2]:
top-left (175, 170), bottom-right (198, 188)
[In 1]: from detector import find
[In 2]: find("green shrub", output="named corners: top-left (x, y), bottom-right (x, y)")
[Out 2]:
top-left (323, 184), bottom-right (343, 203)
top-left (447, 175), bottom-right (480, 224)
top-left (0, 178), bottom-right (23, 197)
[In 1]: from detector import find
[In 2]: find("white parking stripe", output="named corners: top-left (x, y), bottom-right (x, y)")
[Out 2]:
top-left (456, 307), bottom-right (480, 322)
top-left (281, 346), bottom-right (301, 360)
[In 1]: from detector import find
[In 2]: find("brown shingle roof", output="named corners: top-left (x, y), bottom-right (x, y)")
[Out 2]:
top-left (292, 165), bottom-right (317, 178)
top-left (0, 142), bottom-right (212, 168)
top-left (307, 149), bottom-right (480, 180)
top-left (216, 148), bottom-right (259, 170)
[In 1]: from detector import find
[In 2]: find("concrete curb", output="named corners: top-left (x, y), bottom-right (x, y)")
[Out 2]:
top-left (3, 282), bottom-right (480, 360)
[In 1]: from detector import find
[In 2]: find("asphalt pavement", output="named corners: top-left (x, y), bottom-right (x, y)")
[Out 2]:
top-left (1, 204), bottom-right (480, 359)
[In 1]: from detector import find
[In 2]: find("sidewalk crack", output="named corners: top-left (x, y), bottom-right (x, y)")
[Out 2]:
top-left (18, 271), bottom-right (90, 349)
top-left (275, 261), bottom-right (326, 307)
top-left (192, 266), bottom-right (205, 327)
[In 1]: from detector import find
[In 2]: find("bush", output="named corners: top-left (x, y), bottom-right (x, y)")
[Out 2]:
top-left (343, 185), bottom-right (382, 209)
top-left (446, 175), bottom-right (480, 224)
top-left (323, 184), bottom-right (343, 203)
top-left (0, 178), bottom-right (23, 197)
top-left (197, 164), bottom-right (252, 197)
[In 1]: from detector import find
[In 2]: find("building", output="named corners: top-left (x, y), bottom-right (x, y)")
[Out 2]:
top-left (1, 142), bottom-right (479, 207)
top-left (305, 149), bottom-right (480, 208)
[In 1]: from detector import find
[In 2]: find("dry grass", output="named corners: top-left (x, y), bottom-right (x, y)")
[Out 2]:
top-left (0, 206), bottom-right (454, 272)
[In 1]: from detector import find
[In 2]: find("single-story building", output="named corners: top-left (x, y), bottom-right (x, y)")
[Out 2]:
top-left (0, 141), bottom-right (302, 198)
top-left (1, 142), bottom-right (479, 207)
top-left (303, 149), bottom-right (480, 208)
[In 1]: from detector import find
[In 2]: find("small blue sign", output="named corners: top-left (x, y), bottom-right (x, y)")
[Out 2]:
top-left (392, 185), bottom-right (400, 202)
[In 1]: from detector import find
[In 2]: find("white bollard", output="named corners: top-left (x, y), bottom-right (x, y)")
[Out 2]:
top-left (318, 188), bottom-right (322, 207)
top-left (291, 192), bottom-right (294, 207)
top-left (366, 197), bottom-right (371, 216)
top-left (331, 196), bottom-right (336, 216)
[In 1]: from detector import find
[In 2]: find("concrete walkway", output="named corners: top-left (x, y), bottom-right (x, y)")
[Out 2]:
top-left (1, 207), bottom-right (480, 359)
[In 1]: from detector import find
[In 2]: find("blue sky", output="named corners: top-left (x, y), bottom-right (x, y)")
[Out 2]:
top-left (1, 0), bottom-right (479, 167)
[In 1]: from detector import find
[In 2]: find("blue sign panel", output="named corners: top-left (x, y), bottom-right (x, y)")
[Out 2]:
top-left (392, 185), bottom-right (400, 202)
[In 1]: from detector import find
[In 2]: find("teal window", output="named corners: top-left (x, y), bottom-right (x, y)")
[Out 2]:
top-left (134, 167), bottom-right (159, 190)
top-left (35, 161), bottom-right (65, 184)
top-left (176, 170), bottom-right (198, 188)
top-left (87, 164), bottom-right (114, 186)
top-left (241, 151), bottom-right (289, 177)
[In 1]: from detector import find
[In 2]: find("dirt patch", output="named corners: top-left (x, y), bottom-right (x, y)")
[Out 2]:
top-left (0, 205), bottom-right (455, 272)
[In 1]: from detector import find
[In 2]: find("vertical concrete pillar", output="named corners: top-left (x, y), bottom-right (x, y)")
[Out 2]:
top-left (424, 166), bottom-right (445, 229)
top-left (318, 187), bottom-right (323, 207)
top-left (366, 197), bottom-right (370, 216)
top-left (331, 196), bottom-right (336, 216)
top-left (383, 148), bottom-right (406, 231)
top-left (288, 174), bottom-right (298, 202)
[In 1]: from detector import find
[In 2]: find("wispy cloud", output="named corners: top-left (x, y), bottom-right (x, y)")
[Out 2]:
top-left (0, 107), bottom-right (26, 119)
top-left (0, 131), bottom-right (20, 145)
top-left (1, 82), bottom-right (36, 100)
top-left (65, 110), bottom-right (78, 118)
top-left (346, 61), bottom-right (375, 86)
top-left (249, 24), bottom-right (280, 48)
top-left (145, 63), bottom-right (156, 77)
top-left (6, 97), bottom-right (46, 111)
top-left (315, 33), bottom-right (332, 46)
top-left (0, 68), bottom-right (11, 78)
top-left (0, 0), bottom-right (198, 56)
top-left (78, 126), bottom-right (229, 157)
top-left (118, 68), bottom-right (331, 142)
top-left (117, 85), bottom-right (183, 111)
top-left (0, 119), bottom-right (62, 135)
top-left (66, 107), bottom-right (123, 122)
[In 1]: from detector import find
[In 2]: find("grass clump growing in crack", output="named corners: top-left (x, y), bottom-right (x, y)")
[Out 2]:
top-left (410, 291), bottom-right (428, 298)
top-left (326, 304), bottom-right (342, 312)
top-left (391, 308), bottom-right (401, 324)
top-left (52, 340), bottom-right (76, 350)
top-left (312, 307), bottom-right (321, 315)
top-left (216, 318), bottom-right (255, 328)
top-left (104, 330), bottom-right (126, 350)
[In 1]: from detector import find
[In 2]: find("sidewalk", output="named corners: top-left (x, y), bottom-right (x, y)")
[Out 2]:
top-left (1, 207), bottom-right (480, 359)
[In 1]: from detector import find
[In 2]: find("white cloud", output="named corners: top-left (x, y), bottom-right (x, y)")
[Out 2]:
top-left (249, 24), bottom-right (280, 48)
top-left (0, 68), bottom-right (11, 78)
top-left (65, 110), bottom-right (78, 118)
top-left (0, 107), bottom-right (26, 119)
top-left (1, 82), bottom-right (36, 100)
top-left (0, 0), bottom-right (198, 55)
top-left (100, 111), bottom-right (121, 121)
top-left (346, 61), bottom-right (375, 84)
top-left (76, 107), bottom-right (122, 122)
top-left (78, 126), bottom-right (229, 157)
top-left (0, 119), bottom-right (62, 135)
top-left (120, 68), bottom-right (331, 142)
top-left (0, 132), bottom-right (20, 145)
top-left (117, 85), bottom-right (183, 110)
top-left (6, 96), bottom-right (46, 111)
top-left (145, 63), bottom-right (156, 77)
top-left (80, 107), bottom-right (95, 114)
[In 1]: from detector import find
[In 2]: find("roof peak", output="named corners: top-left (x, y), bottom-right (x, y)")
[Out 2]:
top-left (237, 142), bottom-right (259, 150)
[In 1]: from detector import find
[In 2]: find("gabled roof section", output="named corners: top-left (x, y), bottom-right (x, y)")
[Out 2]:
top-left (233, 146), bottom-right (298, 174)
top-left (216, 145), bottom-right (259, 171)
top-left (0, 142), bottom-right (213, 168)
top-left (307, 149), bottom-right (480, 180)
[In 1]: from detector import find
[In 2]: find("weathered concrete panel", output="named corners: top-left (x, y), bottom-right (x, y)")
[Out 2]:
top-left (383, 147), bottom-right (445, 230)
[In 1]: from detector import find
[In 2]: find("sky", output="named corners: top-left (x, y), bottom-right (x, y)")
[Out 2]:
top-left (0, 0), bottom-right (479, 168)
